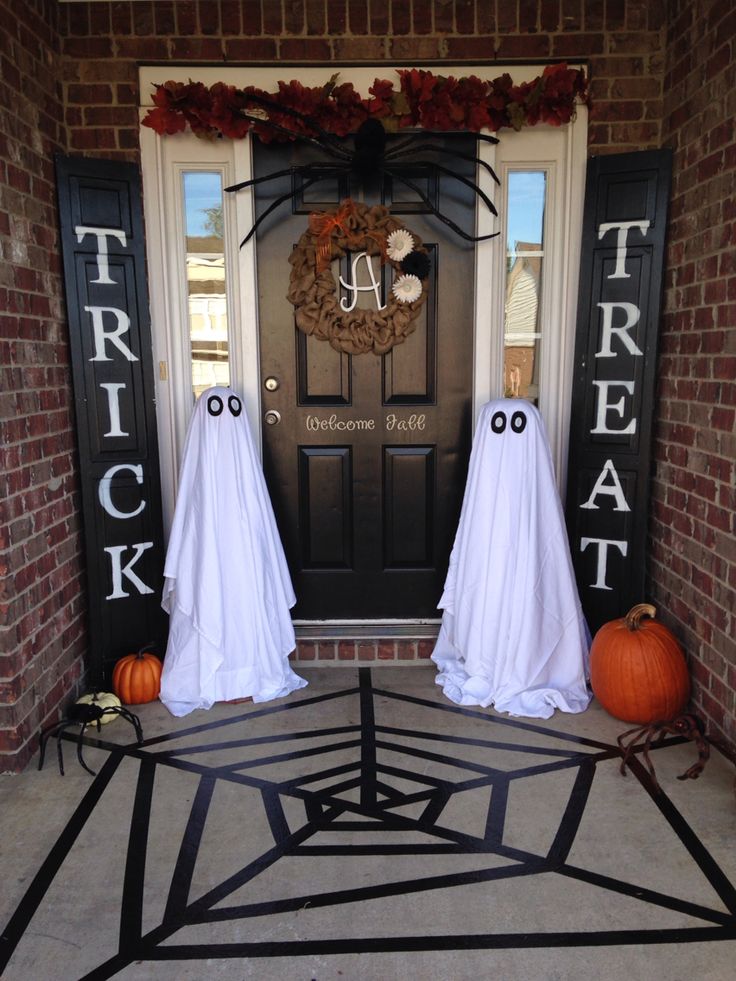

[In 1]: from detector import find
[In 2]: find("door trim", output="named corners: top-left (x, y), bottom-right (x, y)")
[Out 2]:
top-left (139, 63), bottom-right (587, 616)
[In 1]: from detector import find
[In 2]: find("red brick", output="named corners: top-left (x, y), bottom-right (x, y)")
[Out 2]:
top-left (63, 37), bottom-right (113, 58)
top-left (223, 38), bottom-right (278, 60)
top-left (358, 642), bottom-right (376, 661)
top-left (413, 0), bottom-right (433, 34)
top-left (397, 641), bottom-right (417, 660)
top-left (279, 37), bottom-right (331, 59)
top-left (456, 0), bottom-right (475, 34)
top-left (333, 37), bottom-right (385, 59)
top-left (497, 34), bottom-right (551, 57)
top-left (338, 640), bottom-right (356, 661)
top-left (417, 640), bottom-right (434, 660)
top-left (327, 0), bottom-right (347, 34)
top-left (317, 641), bottom-right (336, 660)
top-left (391, 0), bottom-right (411, 35)
top-left (370, 2), bottom-right (388, 33)
top-left (297, 640), bottom-right (316, 660)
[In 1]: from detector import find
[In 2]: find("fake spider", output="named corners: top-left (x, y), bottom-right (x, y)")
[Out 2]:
top-left (224, 95), bottom-right (501, 247)
top-left (617, 712), bottom-right (710, 792)
top-left (38, 702), bottom-right (144, 777)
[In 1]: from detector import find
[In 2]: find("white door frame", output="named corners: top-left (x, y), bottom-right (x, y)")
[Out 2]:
top-left (139, 64), bottom-right (587, 536)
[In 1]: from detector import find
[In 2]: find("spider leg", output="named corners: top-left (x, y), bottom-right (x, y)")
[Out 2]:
top-left (56, 724), bottom-right (70, 776)
top-left (384, 143), bottom-right (501, 185)
top-left (237, 174), bottom-right (332, 247)
top-left (38, 720), bottom-right (65, 771)
top-left (388, 172), bottom-right (499, 243)
top-left (113, 706), bottom-right (145, 744)
top-left (617, 725), bottom-right (648, 776)
top-left (224, 164), bottom-right (342, 195)
top-left (236, 113), bottom-right (353, 162)
top-left (641, 729), bottom-right (662, 790)
top-left (390, 160), bottom-right (498, 216)
top-left (241, 94), bottom-right (355, 160)
top-left (677, 735), bottom-right (710, 781)
top-left (76, 721), bottom-right (97, 776)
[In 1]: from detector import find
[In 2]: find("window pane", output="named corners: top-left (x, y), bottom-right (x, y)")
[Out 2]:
top-left (504, 171), bottom-right (546, 404)
top-left (183, 172), bottom-right (230, 399)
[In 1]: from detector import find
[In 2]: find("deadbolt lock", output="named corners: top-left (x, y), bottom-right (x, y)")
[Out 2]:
top-left (264, 376), bottom-right (280, 392)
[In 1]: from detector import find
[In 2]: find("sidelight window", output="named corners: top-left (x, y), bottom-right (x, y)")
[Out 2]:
top-left (504, 171), bottom-right (547, 404)
top-left (182, 171), bottom-right (230, 398)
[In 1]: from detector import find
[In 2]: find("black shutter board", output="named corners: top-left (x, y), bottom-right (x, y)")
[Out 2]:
top-left (56, 155), bottom-right (168, 685)
top-left (565, 149), bottom-right (672, 636)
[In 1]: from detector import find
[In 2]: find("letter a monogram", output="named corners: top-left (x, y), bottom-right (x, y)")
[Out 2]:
top-left (338, 252), bottom-right (385, 312)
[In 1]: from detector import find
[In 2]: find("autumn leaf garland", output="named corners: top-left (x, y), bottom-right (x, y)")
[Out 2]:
top-left (142, 65), bottom-right (587, 142)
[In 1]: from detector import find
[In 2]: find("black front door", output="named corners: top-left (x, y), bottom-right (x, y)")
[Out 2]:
top-left (254, 136), bottom-right (476, 619)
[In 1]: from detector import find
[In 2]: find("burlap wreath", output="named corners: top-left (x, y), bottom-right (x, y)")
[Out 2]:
top-left (287, 201), bottom-right (429, 355)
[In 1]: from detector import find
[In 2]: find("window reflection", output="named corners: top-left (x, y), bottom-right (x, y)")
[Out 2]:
top-left (183, 172), bottom-right (229, 399)
top-left (504, 171), bottom-right (546, 404)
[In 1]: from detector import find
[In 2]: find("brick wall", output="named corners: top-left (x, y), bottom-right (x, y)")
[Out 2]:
top-left (0, 0), bottom-right (87, 772)
top-left (58, 0), bottom-right (667, 160)
top-left (651, 0), bottom-right (736, 752)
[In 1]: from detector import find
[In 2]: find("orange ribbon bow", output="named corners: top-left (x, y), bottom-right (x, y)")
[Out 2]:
top-left (309, 199), bottom-right (359, 270)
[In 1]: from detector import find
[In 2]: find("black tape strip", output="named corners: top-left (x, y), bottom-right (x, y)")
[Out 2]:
top-left (560, 863), bottom-right (733, 927)
top-left (119, 757), bottom-right (157, 951)
top-left (140, 925), bottom-right (736, 959)
top-left (200, 861), bottom-right (538, 923)
top-left (376, 723), bottom-right (585, 758)
top-left (135, 685), bottom-right (361, 749)
top-left (155, 724), bottom-right (362, 760)
top-left (359, 667), bottom-right (378, 809)
top-left (484, 774), bottom-right (509, 845)
top-left (261, 787), bottom-right (292, 844)
top-left (163, 775), bottom-right (216, 924)
top-left (0, 752), bottom-right (123, 974)
top-left (545, 760), bottom-right (596, 866)
top-left (626, 754), bottom-right (736, 916)
top-left (372, 686), bottom-right (615, 750)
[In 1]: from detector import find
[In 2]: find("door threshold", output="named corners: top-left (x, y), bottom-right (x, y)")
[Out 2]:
top-left (294, 620), bottom-right (441, 640)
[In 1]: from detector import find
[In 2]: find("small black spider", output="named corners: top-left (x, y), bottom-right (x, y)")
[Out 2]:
top-left (224, 94), bottom-right (501, 246)
top-left (38, 702), bottom-right (144, 776)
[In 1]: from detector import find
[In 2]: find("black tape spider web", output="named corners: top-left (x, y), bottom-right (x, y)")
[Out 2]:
top-left (2, 669), bottom-right (735, 979)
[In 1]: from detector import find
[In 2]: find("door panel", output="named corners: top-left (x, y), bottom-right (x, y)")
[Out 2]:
top-left (254, 135), bottom-right (475, 619)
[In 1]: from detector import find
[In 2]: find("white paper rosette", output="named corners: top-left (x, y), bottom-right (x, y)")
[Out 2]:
top-left (392, 273), bottom-right (423, 304)
top-left (386, 228), bottom-right (415, 262)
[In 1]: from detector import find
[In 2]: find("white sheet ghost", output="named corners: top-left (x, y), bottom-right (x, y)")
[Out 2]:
top-left (432, 399), bottom-right (591, 719)
top-left (159, 387), bottom-right (307, 716)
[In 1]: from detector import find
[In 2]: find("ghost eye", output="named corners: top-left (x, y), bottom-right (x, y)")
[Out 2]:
top-left (491, 411), bottom-right (507, 434)
top-left (207, 395), bottom-right (224, 416)
top-left (510, 411), bottom-right (527, 434)
top-left (228, 396), bottom-right (242, 417)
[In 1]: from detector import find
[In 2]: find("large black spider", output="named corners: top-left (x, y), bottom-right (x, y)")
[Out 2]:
top-left (224, 94), bottom-right (501, 247)
top-left (38, 702), bottom-right (144, 776)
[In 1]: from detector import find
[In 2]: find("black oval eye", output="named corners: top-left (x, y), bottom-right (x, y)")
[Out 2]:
top-left (511, 410), bottom-right (527, 434)
top-left (228, 396), bottom-right (242, 417)
top-left (207, 395), bottom-right (224, 417)
top-left (491, 411), bottom-right (506, 434)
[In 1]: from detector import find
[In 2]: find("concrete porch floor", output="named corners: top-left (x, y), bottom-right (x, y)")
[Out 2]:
top-left (1, 665), bottom-right (735, 981)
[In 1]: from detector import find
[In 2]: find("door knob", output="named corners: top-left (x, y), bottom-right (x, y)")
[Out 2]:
top-left (264, 409), bottom-right (281, 426)
top-left (264, 376), bottom-right (280, 392)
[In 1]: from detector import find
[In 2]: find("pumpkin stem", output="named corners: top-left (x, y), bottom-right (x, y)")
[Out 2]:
top-left (624, 603), bottom-right (657, 630)
top-left (136, 641), bottom-right (156, 658)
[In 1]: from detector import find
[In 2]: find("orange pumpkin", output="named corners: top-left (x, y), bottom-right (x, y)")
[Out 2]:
top-left (590, 603), bottom-right (690, 724)
top-left (112, 645), bottom-right (163, 704)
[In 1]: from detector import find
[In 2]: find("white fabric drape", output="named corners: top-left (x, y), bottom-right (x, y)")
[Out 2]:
top-left (432, 399), bottom-right (590, 719)
top-left (160, 387), bottom-right (306, 716)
